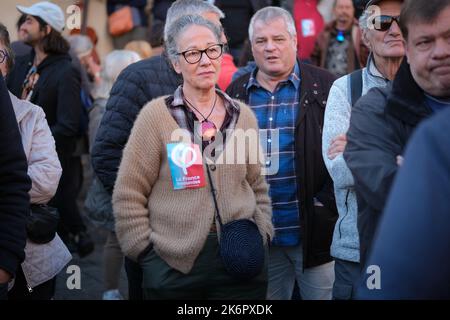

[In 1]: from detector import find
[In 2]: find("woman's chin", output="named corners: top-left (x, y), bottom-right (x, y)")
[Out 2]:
top-left (191, 81), bottom-right (216, 91)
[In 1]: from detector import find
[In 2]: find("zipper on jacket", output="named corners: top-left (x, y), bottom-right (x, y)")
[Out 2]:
top-left (21, 266), bottom-right (34, 293)
top-left (338, 189), bottom-right (351, 239)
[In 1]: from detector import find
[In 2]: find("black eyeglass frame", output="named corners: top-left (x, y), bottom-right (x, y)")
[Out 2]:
top-left (371, 15), bottom-right (400, 32)
top-left (177, 44), bottom-right (224, 64)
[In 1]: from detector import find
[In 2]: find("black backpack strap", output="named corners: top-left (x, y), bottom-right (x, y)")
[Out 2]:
top-left (349, 68), bottom-right (363, 107)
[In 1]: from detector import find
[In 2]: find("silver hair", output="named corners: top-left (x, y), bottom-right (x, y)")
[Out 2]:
top-left (165, 14), bottom-right (222, 63)
top-left (67, 34), bottom-right (93, 58)
top-left (359, 7), bottom-right (372, 32)
top-left (164, 0), bottom-right (225, 43)
top-left (248, 6), bottom-right (297, 41)
top-left (93, 50), bottom-right (141, 99)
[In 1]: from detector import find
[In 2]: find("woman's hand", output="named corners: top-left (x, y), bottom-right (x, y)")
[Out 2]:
top-left (0, 268), bottom-right (11, 284)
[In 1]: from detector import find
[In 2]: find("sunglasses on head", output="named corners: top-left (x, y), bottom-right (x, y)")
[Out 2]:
top-left (371, 15), bottom-right (400, 31)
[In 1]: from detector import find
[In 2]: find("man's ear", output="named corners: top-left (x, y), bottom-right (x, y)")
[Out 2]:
top-left (362, 30), bottom-right (371, 49)
top-left (404, 39), bottom-right (410, 64)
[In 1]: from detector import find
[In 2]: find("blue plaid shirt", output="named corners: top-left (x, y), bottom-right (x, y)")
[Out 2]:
top-left (247, 62), bottom-right (301, 246)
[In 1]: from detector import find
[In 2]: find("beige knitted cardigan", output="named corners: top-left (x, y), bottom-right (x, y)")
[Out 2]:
top-left (113, 96), bottom-right (274, 274)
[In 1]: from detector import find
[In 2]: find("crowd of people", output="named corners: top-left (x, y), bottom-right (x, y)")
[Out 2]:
top-left (0, 0), bottom-right (449, 300)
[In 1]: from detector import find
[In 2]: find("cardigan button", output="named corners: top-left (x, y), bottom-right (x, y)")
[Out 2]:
top-left (210, 164), bottom-right (216, 171)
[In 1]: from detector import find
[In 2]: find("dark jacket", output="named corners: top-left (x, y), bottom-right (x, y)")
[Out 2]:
top-left (152, 0), bottom-right (175, 22)
top-left (0, 76), bottom-right (31, 277)
top-left (226, 62), bottom-right (338, 268)
top-left (91, 54), bottom-right (181, 194)
top-left (7, 51), bottom-right (82, 155)
top-left (215, 0), bottom-right (270, 49)
top-left (357, 108), bottom-right (450, 299)
top-left (344, 59), bottom-right (433, 266)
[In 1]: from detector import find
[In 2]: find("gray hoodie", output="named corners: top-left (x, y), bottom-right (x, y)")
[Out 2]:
top-left (322, 55), bottom-right (388, 262)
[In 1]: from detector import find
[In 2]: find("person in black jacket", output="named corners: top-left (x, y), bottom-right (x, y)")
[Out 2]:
top-left (91, 0), bottom-right (231, 300)
top-left (214, 0), bottom-right (271, 64)
top-left (344, 0), bottom-right (450, 267)
top-left (356, 108), bottom-right (450, 300)
top-left (151, 0), bottom-right (176, 37)
top-left (0, 75), bottom-right (31, 300)
top-left (227, 6), bottom-right (338, 300)
top-left (6, 2), bottom-right (94, 257)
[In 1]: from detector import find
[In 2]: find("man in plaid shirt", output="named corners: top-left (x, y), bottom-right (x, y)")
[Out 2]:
top-left (227, 6), bottom-right (338, 300)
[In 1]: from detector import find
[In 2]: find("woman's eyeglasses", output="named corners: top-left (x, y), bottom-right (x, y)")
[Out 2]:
top-left (0, 49), bottom-right (9, 64)
top-left (371, 15), bottom-right (400, 32)
top-left (177, 44), bottom-right (224, 64)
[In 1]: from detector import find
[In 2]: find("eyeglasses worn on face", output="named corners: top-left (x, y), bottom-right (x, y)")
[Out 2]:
top-left (371, 15), bottom-right (400, 32)
top-left (0, 49), bottom-right (9, 64)
top-left (178, 44), bottom-right (223, 64)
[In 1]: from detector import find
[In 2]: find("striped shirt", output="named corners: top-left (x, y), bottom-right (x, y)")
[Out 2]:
top-left (247, 62), bottom-right (301, 246)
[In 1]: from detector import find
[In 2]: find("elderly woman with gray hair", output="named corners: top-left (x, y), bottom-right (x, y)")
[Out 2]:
top-left (112, 14), bottom-right (273, 299)
top-left (321, 0), bottom-right (405, 300)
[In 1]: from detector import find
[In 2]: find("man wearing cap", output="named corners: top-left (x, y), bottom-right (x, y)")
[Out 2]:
top-left (344, 0), bottom-right (450, 269)
top-left (7, 1), bottom-right (94, 257)
top-left (322, 0), bottom-right (404, 299)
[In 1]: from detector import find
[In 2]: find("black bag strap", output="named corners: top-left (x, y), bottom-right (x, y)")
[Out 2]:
top-left (349, 68), bottom-right (363, 107)
top-left (205, 164), bottom-right (224, 227)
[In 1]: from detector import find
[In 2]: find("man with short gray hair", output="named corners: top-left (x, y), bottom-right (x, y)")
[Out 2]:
top-left (227, 6), bottom-right (338, 300)
top-left (322, 0), bottom-right (404, 299)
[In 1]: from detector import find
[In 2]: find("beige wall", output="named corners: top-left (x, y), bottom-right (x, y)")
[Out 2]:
top-left (0, 0), bottom-right (113, 62)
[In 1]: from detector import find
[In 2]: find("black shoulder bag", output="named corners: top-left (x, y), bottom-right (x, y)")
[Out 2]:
top-left (27, 204), bottom-right (60, 244)
top-left (206, 165), bottom-right (265, 280)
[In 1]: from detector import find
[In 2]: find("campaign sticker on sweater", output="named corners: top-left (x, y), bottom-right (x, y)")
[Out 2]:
top-left (167, 143), bottom-right (205, 190)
